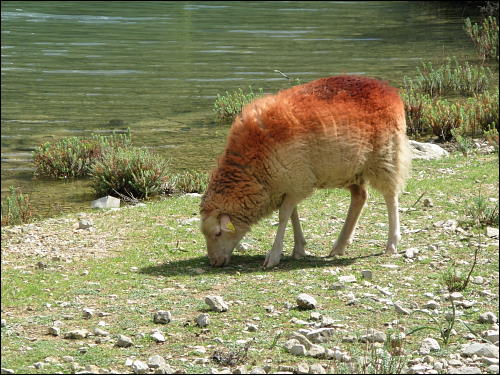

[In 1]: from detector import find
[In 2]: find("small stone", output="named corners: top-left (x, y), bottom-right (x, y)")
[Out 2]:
top-left (462, 342), bottom-right (499, 358)
top-left (148, 354), bottom-right (167, 368)
top-left (249, 367), bottom-right (266, 374)
top-left (132, 360), bottom-right (149, 374)
top-left (419, 338), bottom-right (441, 354)
top-left (1, 319), bottom-right (6, 328)
top-left (483, 330), bottom-right (499, 344)
top-left (78, 219), bottom-right (93, 229)
top-left (308, 344), bottom-right (326, 358)
top-left (289, 344), bottom-right (307, 356)
top-left (472, 276), bottom-right (484, 285)
top-left (423, 198), bottom-right (434, 207)
top-left (297, 363), bottom-right (310, 374)
top-left (306, 328), bottom-right (336, 344)
top-left (90, 195), bottom-right (120, 209)
top-left (1, 369), bottom-right (15, 374)
top-left (82, 308), bottom-right (95, 319)
top-left (47, 326), bottom-right (61, 336)
top-left (196, 313), bottom-right (209, 327)
top-left (151, 331), bottom-right (165, 343)
top-left (424, 300), bottom-right (440, 310)
top-left (361, 270), bottom-right (373, 280)
top-left (453, 367), bottom-right (482, 374)
top-left (479, 312), bottom-right (498, 324)
top-left (487, 365), bottom-right (499, 373)
top-left (93, 328), bottom-right (109, 337)
top-left (288, 332), bottom-right (313, 349)
top-left (486, 227), bottom-right (499, 238)
top-left (62, 356), bottom-right (74, 363)
top-left (309, 363), bottom-right (326, 374)
top-left (296, 293), bottom-right (317, 310)
top-left (246, 323), bottom-right (258, 332)
top-left (394, 302), bottom-right (411, 315)
top-left (404, 248), bottom-right (418, 259)
top-left (116, 334), bottom-right (133, 348)
top-left (153, 310), bottom-right (172, 324)
top-left (64, 329), bottom-right (90, 339)
top-left (264, 305), bottom-right (274, 313)
top-left (330, 282), bottom-right (345, 290)
top-left (205, 296), bottom-right (228, 312)
top-left (310, 311), bottom-right (322, 320)
top-left (339, 275), bottom-right (356, 283)
top-left (359, 329), bottom-right (386, 343)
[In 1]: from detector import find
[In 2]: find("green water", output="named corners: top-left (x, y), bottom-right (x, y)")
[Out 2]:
top-left (1, 1), bottom-right (481, 218)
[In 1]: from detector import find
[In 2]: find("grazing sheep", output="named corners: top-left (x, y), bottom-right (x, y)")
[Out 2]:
top-left (200, 75), bottom-right (411, 268)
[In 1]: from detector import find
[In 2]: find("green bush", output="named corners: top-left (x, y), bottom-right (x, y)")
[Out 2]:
top-left (403, 57), bottom-right (492, 96)
top-left (213, 86), bottom-right (264, 122)
top-left (465, 16), bottom-right (499, 62)
top-left (168, 171), bottom-right (208, 194)
top-left (33, 130), bottom-right (131, 179)
top-left (1, 186), bottom-right (35, 226)
top-left (89, 147), bottom-right (169, 199)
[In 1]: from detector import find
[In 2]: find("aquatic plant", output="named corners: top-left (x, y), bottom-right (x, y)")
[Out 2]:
top-left (403, 57), bottom-right (493, 96)
top-left (465, 16), bottom-right (499, 62)
top-left (89, 147), bottom-right (169, 199)
top-left (213, 86), bottom-right (264, 122)
top-left (1, 186), bottom-right (35, 226)
top-left (33, 129), bottom-right (131, 179)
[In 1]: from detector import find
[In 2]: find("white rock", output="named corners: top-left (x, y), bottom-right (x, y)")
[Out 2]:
top-left (132, 360), bottom-right (149, 374)
top-left (306, 328), bottom-right (336, 344)
top-left (486, 227), bottom-right (499, 238)
top-left (339, 275), bottom-right (356, 283)
top-left (151, 331), bottom-right (165, 343)
top-left (90, 195), bottom-right (120, 209)
top-left (296, 293), bottom-right (317, 310)
top-left (153, 310), bottom-right (172, 324)
top-left (424, 300), bottom-right (440, 310)
top-left (361, 270), bottom-right (373, 280)
top-left (64, 329), bottom-right (90, 339)
top-left (309, 363), bottom-right (326, 374)
top-left (409, 140), bottom-right (449, 160)
top-left (116, 334), bottom-right (133, 347)
top-left (147, 355), bottom-right (166, 369)
top-left (483, 330), bottom-right (499, 344)
top-left (196, 313), bottom-right (210, 327)
top-left (479, 312), bottom-right (498, 324)
top-left (359, 329), bottom-right (386, 343)
top-left (419, 338), bottom-right (441, 354)
top-left (487, 364), bottom-right (499, 373)
top-left (47, 326), bottom-right (61, 336)
top-left (394, 302), bottom-right (411, 315)
top-left (462, 342), bottom-right (499, 358)
top-left (404, 248), bottom-right (418, 259)
top-left (289, 344), bottom-right (307, 356)
top-left (453, 367), bottom-right (482, 374)
top-left (308, 344), bottom-right (326, 358)
top-left (205, 295), bottom-right (228, 312)
top-left (82, 308), bottom-right (95, 319)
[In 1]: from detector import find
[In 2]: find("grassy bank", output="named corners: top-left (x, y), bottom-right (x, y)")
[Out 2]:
top-left (1, 151), bottom-right (498, 374)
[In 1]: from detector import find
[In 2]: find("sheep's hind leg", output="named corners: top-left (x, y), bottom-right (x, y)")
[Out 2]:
top-left (264, 196), bottom-right (297, 268)
top-left (384, 192), bottom-right (401, 255)
top-left (329, 184), bottom-right (367, 257)
top-left (291, 206), bottom-right (307, 259)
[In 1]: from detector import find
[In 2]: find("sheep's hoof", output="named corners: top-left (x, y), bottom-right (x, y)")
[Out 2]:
top-left (329, 242), bottom-right (346, 257)
top-left (385, 242), bottom-right (398, 255)
top-left (263, 251), bottom-right (282, 268)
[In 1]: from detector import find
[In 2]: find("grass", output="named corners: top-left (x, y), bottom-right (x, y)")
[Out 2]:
top-left (213, 86), bottom-right (264, 123)
top-left (1, 186), bottom-right (35, 226)
top-left (1, 151), bottom-right (498, 374)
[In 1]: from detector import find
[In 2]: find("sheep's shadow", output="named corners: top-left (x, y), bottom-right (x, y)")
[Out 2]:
top-left (139, 251), bottom-right (385, 277)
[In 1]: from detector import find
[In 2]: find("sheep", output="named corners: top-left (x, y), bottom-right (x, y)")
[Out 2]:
top-left (200, 75), bottom-right (411, 268)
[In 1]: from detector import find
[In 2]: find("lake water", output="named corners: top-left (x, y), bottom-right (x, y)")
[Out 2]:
top-left (1, 1), bottom-right (480, 218)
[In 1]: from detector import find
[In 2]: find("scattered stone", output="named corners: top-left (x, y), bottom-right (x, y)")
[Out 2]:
top-left (288, 332), bottom-right (313, 349)
top-left (151, 331), bottom-right (165, 343)
top-left (359, 329), bottom-right (386, 343)
top-left (196, 313), bottom-right (209, 327)
top-left (1, 369), bottom-right (15, 374)
top-left (93, 327), bottom-right (109, 337)
top-left (132, 360), bottom-right (149, 374)
top-left (338, 275), bottom-right (356, 283)
top-left (296, 362), bottom-right (310, 374)
top-left (423, 198), bottom-right (434, 207)
top-left (462, 342), bottom-right (499, 358)
top-left (479, 312), bottom-right (498, 324)
top-left (486, 227), bottom-right (499, 238)
top-left (394, 302), bottom-right (411, 315)
top-left (308, 344), bottom-right (326, 358)
top-left (47, 326), bottom-right (61, 336)
top-left (306, 328), bottom-right (336, 344)
top-left (409, 140), bottom-right (449, 160)
top-left (296, 293), bottom-right (317, 310)
top-left (246, 323), bottom-right (258, 332)
top-left (153, 310), bottom-right (172, 324)
top-left (330, 282), bottom-right (345, 290)
top-left (90, 195), bottom-right (120, 209)
top-left (1, 319), bottom-right (7, 328)
top-left (453, 367), bottom-right (482, 374)
top-left (264, 305), bottom-right (274, 313)
top-left (361, 270), bottom-right (373, 280)
top-left (419, 338), bottom-right (441, 354)
top-left (82, 308), bottom-right (95, 319)
top-left (472, 276), bottom-right (484, 285)
top-left (404, 248), bottom-right (418, 259)
top-left (78, 219), bottom-right (93, 230)
top-left (423, 300), bottom-right (440, 310)
top-left (116, 334), bottom-right (133, 348)
top-left (289, 344), bottom-right (307, 356)
top-left (309, 363), bottom-right (326, 374)
top-left (483, 329), bottom-right (499, 344)
top-left (205, 296), bottom-right (228, 312)
top-left (249, 367), bottom-right (266, 374)
top-left (310, 311), bottom-right (322, 321)
top-left (64, 329), bottom-right (90, 340)
top-left (487, 365), bottom-right (499, 373)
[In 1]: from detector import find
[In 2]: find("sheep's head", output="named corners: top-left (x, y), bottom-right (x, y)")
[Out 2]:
top-left (200, 212), bottom-right (245, 267)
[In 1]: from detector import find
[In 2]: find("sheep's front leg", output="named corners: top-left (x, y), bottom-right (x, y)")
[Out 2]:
top-left (291, 207), bottom-right (307, 259)
top-left (384, 193), bottom-right (401, 254)
top-left (263, 196), bottom-right (297, 268)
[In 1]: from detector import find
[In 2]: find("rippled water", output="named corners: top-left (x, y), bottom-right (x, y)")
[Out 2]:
top-left (1, 1), bottom-right (478, 218)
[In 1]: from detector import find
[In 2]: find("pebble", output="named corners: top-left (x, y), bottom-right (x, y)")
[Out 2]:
top-left (472, 276), bottom-right (484, 285)
top-left (404, 247), bottom-right (419, 259)
top-left (289, 344), bottom-right (307, 356)
top-left (308, 344), bottom-right (326, 358)
top-left (132, 360), bottom-right (149, 374)
top-left (93, 328), bottom-right (109, 337)
top-left (306, 328), bottom-right (336, 344)
top-left (82, 308), bottom-right (95, 319)
top-left (462, 342), bottom-right (499, 358)
top-left (1, 319), bottom-right (6, 328)
top-left (483, 329), bottom-right (499, 344)
top-left (309, 363), bottom-right (326, 374)
top-left (116, 334), bottom-right (133, 348)
top-left (246, 323), bottom-right (258, 332)
top-left (296, 293), bottom-right (317, 310)
top-left (359, 329), bottom-right (386, 343)
top-left (419, 337), bottom-right (441, 354)
top-left (151, 331), bottom-right (165, 343)
top-left (338, 275), bottom-right (356, 283)
top-left (205, 295), bottom-right (228, 312)
top-left (64, 329), bottom-right (90, 339)
top-left (424, 300), bottom-right (440, 310)
top-left (487, 365), bottom-right (499, 373)
top-left (361, 270), bottom-right (373, 280)
top-left (153, 310), bottom-right (172, 324)
top-left (423, 198), bottom-right (434, 207)
top-left (1, 369), bottom-right (15, 374)
top-left (78, 219), bottom-right (93, 230)
top-left (196, 313), bottom-right (210, 327)
top-left (47, 326), bottom-right (61, 336)
top-left (479, 312), bottom-right (498, 324)
top-left (454, 367), bottom-right (482, 374)
top-left (394, 302), bottom-right (411, 315)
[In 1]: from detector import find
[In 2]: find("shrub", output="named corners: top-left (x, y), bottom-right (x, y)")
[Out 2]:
top-left (89, 147), bottom-right (169, 199)
top-left (465, 16), bottom-right (499, 62)
top-left (484, 124), bottom-right (499, 152)
top-left (465, 195), bottom-right (499, 228)
top-left (213, 86), bottom-right (264, 122)
top-left (1, 186), bottom-right (35, 226)
top-left (168, 171), bottom-right (208, 194)
top-left (403, 57), bottom-right (492, 96)
top-left (33, 130), bottom-right (131, 179)
top-left (401, 89), bottom-right (433, 137)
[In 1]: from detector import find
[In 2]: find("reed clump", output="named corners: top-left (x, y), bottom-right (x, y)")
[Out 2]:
top-left (33, 130), bottom-right (131, 179)
top-left (213, 86), bottom-right (264, 122)
top-left (465, 16), bottom-right (499, 62)
top-left (1, 186), bottom-right (35, 226)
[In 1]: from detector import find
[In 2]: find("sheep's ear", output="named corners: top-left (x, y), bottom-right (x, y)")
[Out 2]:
top-left (220, 214), bottom-right (236, 233)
